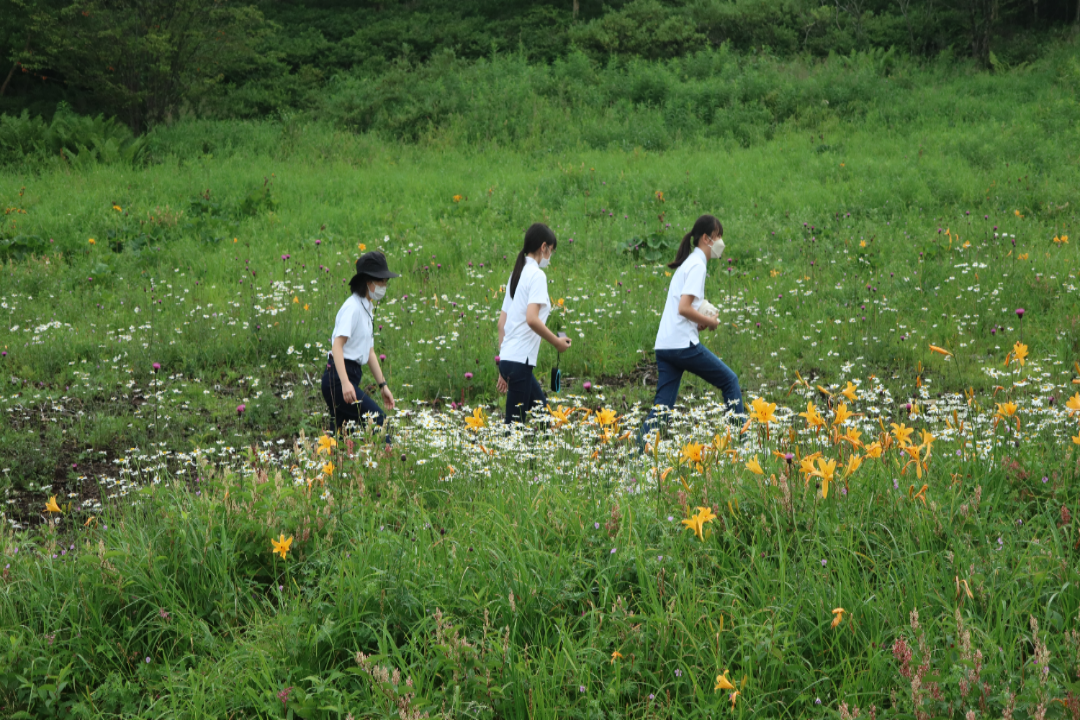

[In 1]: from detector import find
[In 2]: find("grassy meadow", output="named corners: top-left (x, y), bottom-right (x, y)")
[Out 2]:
top-left (1, 49), bottom-right (1080, 718)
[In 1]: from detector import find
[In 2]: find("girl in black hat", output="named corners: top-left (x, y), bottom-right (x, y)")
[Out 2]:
top-left (322, 251), bottom-right (399, 439)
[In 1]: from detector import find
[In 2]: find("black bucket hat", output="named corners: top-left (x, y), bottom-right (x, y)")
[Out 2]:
top-left (350, 251), bottom-right (400, 285)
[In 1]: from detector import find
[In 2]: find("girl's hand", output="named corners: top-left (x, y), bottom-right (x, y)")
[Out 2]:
top-left (381, 385), bottom-right (395, 410)
top-left (707, 317), bottom-right (721, 331)
top-left (552, 336), bottom-right (572, 353)
top-left (342, 381), bottom-right (357, 404)
top-left (497, 374), bottom-right (508, 394)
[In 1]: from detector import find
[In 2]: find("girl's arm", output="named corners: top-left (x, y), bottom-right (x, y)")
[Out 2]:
top-left (332, 336), bottom-right (357, 403)
top-left (367, 347), bottom-right (395, 410)
top-left (497, 310), bottom-right (508, 349)
top-left (526, 303), bottom-right (571, 352)
top-left (678, 294), bottom-right (720, 330)
top-left (496, 310), bottom-right (509, 393)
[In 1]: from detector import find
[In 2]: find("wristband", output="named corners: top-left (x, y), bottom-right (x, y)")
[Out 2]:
top-left (378, 381), bottom-right (388, 388)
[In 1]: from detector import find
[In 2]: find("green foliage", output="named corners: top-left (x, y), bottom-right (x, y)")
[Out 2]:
top-left (0, 103), bottom-right (148, 167)
top-left (12, 0), bottom-right (272, 132)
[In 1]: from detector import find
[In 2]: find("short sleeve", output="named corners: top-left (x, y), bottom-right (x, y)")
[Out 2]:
top-left (332, 299), bottom-right (358, 341)
top-left (527, 271), bottom-right (550, 307)
top-left (681, 261), bottom-right (706, 301)
top-left (500, 287), bottom-right (513, 313)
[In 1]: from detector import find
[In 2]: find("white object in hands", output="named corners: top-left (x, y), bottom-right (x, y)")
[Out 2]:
top-left (699, 299), bottom-right (719, 319)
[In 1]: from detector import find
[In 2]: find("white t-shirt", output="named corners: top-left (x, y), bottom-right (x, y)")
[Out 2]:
top-left (330, 294), bottom-right (375, 362)
top-left (654, 247), bottom-right (708, 350)
top-left (499, 257), bottom-right (550, 366)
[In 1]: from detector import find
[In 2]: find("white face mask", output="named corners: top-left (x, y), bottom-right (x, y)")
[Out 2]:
top-left (538, 256), bottom-right (551, 269)
top-left (710, 237), bottom-right (725, 259)
top-left (369, 284), bottom-right (387, 302)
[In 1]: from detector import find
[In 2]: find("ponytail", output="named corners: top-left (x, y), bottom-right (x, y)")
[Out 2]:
top-left (668, 214), bottom-right (722, 269)
top-left (509, 223), bottom-right (557, 298)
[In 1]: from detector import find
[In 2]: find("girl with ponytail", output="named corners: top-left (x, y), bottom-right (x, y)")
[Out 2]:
top-left (496, 223), bottom-right (572, 423)
top-left (638, 214), bottom-right (744, 447)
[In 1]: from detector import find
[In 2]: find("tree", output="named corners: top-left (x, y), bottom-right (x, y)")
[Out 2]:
top-left (14, 0), bottom-right (271, 132)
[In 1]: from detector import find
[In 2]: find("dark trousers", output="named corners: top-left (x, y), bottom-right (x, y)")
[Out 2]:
top-left (638, 343), bottom-right (744, 446)
top-left (499, 359), bottom-right (547, 424)
top-left (321, 358), bottom-right (389, 441)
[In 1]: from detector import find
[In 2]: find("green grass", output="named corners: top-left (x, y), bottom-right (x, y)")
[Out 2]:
top-left (0, 48), bottom-right (1079, 718)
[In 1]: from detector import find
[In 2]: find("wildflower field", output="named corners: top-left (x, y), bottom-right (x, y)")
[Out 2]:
top-left (1, 54), bottom-right (1079, 718)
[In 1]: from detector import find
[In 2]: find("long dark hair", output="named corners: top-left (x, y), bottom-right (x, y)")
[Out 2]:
top-left (669, 214), bottom-right (722, 269)
top-left (509, 223), bottom-right (557, 298)
top-left (350, 274), bottom-right (375, 298)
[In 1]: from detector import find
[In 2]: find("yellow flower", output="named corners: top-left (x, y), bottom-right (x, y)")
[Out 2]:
top-left (303, 304), bottom-right (309, 311)
top-left (831, 607), bottom-right (846, 628)
top-left (1015, 209), bottom-right (1024, 218)
top-left (112, 204), bottom-right (122, 212)
top-left (839, 427), bottom-right (863, 449)
top-left (655, 190), bottom-right (665, 202)
top-left (681, 441), bottom-right (705, 464)
top-left (465, 407), bottom-right (488, 431)
top-left (749, 397), bottom-right (777, 425)
top-left (321, 462), bottom-right (335, 476)
top-left (890, 422), bottom-right (914, 447)
top-left (1011, 341), bottom-right (1028, 367)
top-left (745, 455), bottom-right (764, 475)
top-left (1066, 392), bottom-right (1080, 418)
top-left (452, 194), bottom-right (463, 203)
top-left (271, 533), bottom-right (293, 560)
top-left (859, 239), bottom-right (866, 248)
top-left (729, 691), bottom-right (740, 709)
top-left (681, 506), bottom-right (716, 542)
top-left (595, 408), bottom-right (617, 426)
top-left (680, 513), bottom-right (703, 540)
top-left (865, 441), bottom-right (883, 459)
top-left (610, 650), bottom-right (623, 664)
top-left (841, 381), bottom-right (858, 401)
top-left (358, 243), bottom-right (367, 251)
top-left (1072, 433), bottom-right (1080, 445)
top-left (929, 344), bottom-right (953, 357)
top-left (798, 452), bottom-right (821, 478)
top-left (45, 495), bottom-right (62, 513)
top-left (919, 429), bottom-right (935, 451)
top-left (316, 435), bottom-right (337, 454)
top-left (799, 401), bottom-right (825, 429)
top-left (549, 405), bottom-right (572, 427)
top-left (88, 238), bottom-right (96, 245)
top-left (910, 483), bottom-right (928, 505)
top-left (832, 403), bottom-right (852, 427)
top-left (810, 457), bottom-right (837, 498)
top-left (995, 402), bottom-right (1018, 419)
top-left (714, 670), bottom-right (735, 692)
top-left (292, 296), bottom-right (299, 304)
top-left (842, 454), bottom-right (862, 479)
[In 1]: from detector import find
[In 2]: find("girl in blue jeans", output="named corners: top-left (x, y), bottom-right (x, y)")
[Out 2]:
top-left (496, 223), bottom-right (572, 423)
top-left (639, 214), bottom-right (744, 447)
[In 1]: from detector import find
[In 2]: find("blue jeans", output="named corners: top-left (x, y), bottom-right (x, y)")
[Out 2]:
top-left (321, 358), bottom-right (390, 442)
top-left (499, 359), bottom-right (547, 424)
top-left (639, 343), bottom-right (744, 445)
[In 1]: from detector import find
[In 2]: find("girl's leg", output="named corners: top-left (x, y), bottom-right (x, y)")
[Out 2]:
top-left (684, 344), bottom-right (745, 418)
top-left (638, 349), bottom-right (685, 447)
top-left (525, 370), bottom-right (548, 420)
top-left (343, 361), bottom-right (390, 443)
top-left (500, 360), bottom-right (534, 424)
top-left (322, 363), bottom-right (361, 431)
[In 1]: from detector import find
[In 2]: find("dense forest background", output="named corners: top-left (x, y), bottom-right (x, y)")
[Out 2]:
top-left (1, 0), bottom-right (1078, 137)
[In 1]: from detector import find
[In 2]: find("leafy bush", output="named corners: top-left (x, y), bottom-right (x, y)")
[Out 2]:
top-left (0, 104), bottom-right (148, 168)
